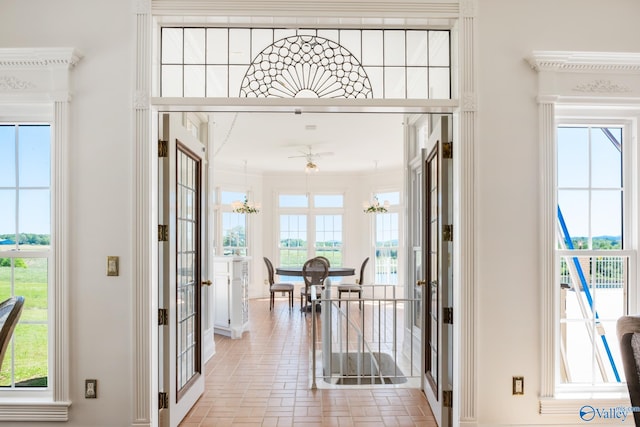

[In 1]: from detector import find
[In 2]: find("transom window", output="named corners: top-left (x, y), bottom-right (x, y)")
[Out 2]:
top-left (556, 123), bottom-right (633, 387)
top-left (160, 27), bottom-right (450, 99)
top-left (0, 124), bottom-right (50, 388)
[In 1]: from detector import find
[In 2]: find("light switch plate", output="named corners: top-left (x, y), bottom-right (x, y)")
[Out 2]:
top-left (512, 376), bottom-right (524, 395)
top-left (107, 256), bottom-right (119, 276)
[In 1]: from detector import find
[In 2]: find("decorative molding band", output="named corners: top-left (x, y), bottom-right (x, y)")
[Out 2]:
top-left (460, 0), bottom-right (475, 17)
top-left (152, 0), bottom-right (460, 17)
top-left (527, 51), bottom-right (640, 74)
top-left (0, 75), bottom-right (35, 91)
top-left (461, 92), bottom-right (476, 111)
top-left (134, 90), bottom-right (150, 110)
top-left (573, 79), bottom-right (631, 93)
top-left (0, 402), bottom-right (71, 422)
top-left (136, 0), bottom-right (151, 14)
top-left (0, 48), bottom-right (82, 69)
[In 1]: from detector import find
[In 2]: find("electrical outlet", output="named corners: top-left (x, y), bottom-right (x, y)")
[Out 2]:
top-left (85, 379), bottom-right (97, 398)
top-left (512, 376), bottom-right (524, 395)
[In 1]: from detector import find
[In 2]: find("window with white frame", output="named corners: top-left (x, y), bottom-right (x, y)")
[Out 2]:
top-left (374, 191), bottom-right (400, 285)
top-left (278, 193), bottom-right (344, 276)
top-left (0, 124), bottom-right (50, 389)
top-left (556, 122), bottom-right (634, 387)
top-left (0, 47), bottom-right (78, 421)
top-left (529, 51), bottom-right (640, 415)
top-left (218, 190), bottom-right (248, 256)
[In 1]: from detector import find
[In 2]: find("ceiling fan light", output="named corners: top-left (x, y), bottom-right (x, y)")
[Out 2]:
top-left (305, 161), bottom-right (319, 173)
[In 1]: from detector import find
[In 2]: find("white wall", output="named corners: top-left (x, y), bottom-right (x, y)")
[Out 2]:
top-left (476, 0), bottom-right (640, 425)
top-left (0, 0), bottom-right (135, 426)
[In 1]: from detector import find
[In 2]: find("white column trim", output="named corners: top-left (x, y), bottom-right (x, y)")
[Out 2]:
top-left (539, 101), bottom-right (556, 398)
top-left (133, 1), bottom-right (154, 426)
top-left (456, 1), bottom-right (477, 423)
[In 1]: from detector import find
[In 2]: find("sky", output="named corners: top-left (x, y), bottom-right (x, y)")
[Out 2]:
top-left (0, 125), bottom-right (51, 237)
top-left (557, 126), bottom-right (623, 239)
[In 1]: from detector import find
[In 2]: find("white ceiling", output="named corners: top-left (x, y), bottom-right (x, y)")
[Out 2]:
top-left (209, 112), bottom-right (408, 174)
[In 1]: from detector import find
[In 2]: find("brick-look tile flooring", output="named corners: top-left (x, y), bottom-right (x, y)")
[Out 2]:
top-left (180, 297), bottom-right (437, 427)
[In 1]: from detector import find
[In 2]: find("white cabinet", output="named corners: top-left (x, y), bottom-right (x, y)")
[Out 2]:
top-left (213, 256), bottom-right (249, 339)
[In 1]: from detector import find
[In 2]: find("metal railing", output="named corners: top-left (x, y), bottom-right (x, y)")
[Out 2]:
top-left (310, 284), bottom-right (420, 389)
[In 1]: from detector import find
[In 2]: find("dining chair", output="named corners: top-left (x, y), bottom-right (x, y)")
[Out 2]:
top-left (0, 296), bottom-right (25, 370)
top-left (337, 257), bottom-right (370, 309)
top-left (263, 257), bottom-right (294, 311)
top-left (617, 314), bottom-right (640, 426)
top-left (300, 257), bottom-right (329, 313)
top-left (315, 256), bottom-right (331, 267)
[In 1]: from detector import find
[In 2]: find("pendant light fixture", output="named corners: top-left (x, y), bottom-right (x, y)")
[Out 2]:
top-left (363, 160), bottom-right (389, 213)
top-left (231, 160), bottom-right (260, 214)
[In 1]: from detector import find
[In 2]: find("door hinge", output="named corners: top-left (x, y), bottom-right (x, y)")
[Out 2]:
top-left (443, 307), bottom-right (453, 324)
top-left (158, 391), bottom-right (168, 409)
top-left (158, 140), bottom-right (168, 158)
top-left (443, 224), bottom-right (453, 241)
top-left (442, 142), bottom-right (453, 159)
top-left (443, 390), bottom-right (453, 407)
top-left (158, 224), bottom-right (168, 242)
top-left (158, 308), bottom-right (168, 326)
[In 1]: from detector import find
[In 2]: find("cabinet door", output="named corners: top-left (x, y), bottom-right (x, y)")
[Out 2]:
top-left (213, 263), bottom-right (230, 329)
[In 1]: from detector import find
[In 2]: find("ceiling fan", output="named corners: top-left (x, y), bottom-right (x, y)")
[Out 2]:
top-left (288, 145), bottom-right (334, 173)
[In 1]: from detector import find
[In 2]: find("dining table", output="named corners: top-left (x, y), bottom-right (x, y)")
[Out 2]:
top-left (275, 266), bottom-right (356, 279)
top-left (276, 265), bottom-right (356, 312)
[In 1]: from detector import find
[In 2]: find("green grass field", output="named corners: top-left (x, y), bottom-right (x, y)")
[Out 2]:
top-left (279, 249), bottom-right (343, 266)
top-left (0, 258), bottom-right (48, 387)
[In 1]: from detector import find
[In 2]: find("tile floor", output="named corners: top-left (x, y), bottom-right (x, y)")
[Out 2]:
top-left (180, 297), bottom-right (437, 427)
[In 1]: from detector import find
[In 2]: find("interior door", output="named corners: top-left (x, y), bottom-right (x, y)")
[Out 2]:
top-left (421, 117), bottom-right (453, 427)
top-left (159, 113), bottom-right (206, 426)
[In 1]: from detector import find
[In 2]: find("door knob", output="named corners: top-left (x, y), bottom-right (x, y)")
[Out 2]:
top-left (416, 280), bottom-right (427, 287)
top-left (202, 279), bottom-right (212, 286)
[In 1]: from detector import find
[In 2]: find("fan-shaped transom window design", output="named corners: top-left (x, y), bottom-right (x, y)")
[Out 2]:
top-left (240, 35), bottom-right (372, 98)
top-left (160, 27), bottom-right (450, 100)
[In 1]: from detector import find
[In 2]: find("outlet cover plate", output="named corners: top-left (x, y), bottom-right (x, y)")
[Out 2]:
top-left (85, 379), bottom-right (97, 398)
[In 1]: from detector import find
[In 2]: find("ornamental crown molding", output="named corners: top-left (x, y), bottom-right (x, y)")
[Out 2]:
top-left (152, 0), bottom-right (460, 17)
top-left (527, 51), bottom-right (640, 74)
top-left (0, 48), bottom-right (83, 69)
top-left (572, 79), bottom-right (631, 94)
top-left (0, 75), bottom-right (36, 91)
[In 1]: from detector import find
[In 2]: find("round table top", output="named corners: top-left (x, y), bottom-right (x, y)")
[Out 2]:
top-left (275, 266), bottom-right (355, 277)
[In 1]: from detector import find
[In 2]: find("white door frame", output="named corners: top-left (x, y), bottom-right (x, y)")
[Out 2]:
top-left (133, 3), bottom-right (479, 426)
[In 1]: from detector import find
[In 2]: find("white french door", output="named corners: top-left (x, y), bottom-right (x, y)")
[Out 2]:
top-left (421, 117), bottom-right (453, 427)
top-left (159, 113), bottom-right (206, 426)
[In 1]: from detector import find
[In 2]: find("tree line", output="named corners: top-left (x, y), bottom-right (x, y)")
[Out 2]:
top-left (0, 233), bottom-right (50, 246)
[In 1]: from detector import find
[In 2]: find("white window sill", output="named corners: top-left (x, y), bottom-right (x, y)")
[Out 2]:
top-left (0, 398), bottom-right (70, 422)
